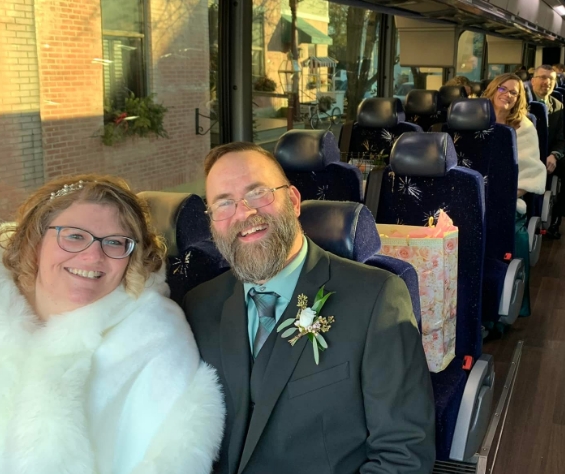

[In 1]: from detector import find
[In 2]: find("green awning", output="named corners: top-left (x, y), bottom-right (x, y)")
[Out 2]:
top-left (281, 14), bottom-right (333, 46)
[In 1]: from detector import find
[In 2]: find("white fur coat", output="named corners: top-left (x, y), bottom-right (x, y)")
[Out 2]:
top-left (0, 259), bottom-right (225, 474)
top-left (516, 116), bottom-right (547, 214)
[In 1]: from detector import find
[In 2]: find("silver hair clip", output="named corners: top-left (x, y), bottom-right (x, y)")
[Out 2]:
top-left (50, 180), bottom-right (86, 200)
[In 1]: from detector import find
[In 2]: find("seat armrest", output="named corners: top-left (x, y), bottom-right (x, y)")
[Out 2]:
top-left (449, 354), bottom-right (495, 461)
top-left (498, 259), bottom-right (525, 325)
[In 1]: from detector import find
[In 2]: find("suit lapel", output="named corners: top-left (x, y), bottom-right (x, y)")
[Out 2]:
top-left (220, 278), bottom-right (252, 474)
top-left (237, 241), bottom-right (330, 473)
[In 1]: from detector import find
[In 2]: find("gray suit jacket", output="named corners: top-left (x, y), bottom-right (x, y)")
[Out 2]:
top-left (183, 239), bottom-right (435, 474)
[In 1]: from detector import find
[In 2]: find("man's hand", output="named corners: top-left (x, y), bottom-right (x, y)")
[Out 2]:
top-left (547, 154), bottom-right (557, 173)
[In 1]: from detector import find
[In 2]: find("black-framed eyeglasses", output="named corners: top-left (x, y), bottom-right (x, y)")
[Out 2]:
top-left (497, 86), bottom-right (519, 98)
top-left (47, 226), bottom-right (136, 259)
top-left (206, 185), bottom-right (289, 222)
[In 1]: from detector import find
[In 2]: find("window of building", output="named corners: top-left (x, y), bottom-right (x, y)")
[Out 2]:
top-left (252, 12), bottom-right (266, 81)
top-left (101, 0), bottom-right (147, 108)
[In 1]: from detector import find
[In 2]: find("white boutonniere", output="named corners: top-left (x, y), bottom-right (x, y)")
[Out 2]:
top-left (277, 286), bottom-right (335, 365)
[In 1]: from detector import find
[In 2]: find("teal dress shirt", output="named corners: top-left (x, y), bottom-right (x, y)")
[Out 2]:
top-left (244, 236), bottom-right (308, 353)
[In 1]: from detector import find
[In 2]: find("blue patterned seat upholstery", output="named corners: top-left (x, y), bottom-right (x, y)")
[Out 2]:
top-left (438, 85), bottom-right (467, 122)
top-left (528, 101), bottom-right (548, 163)
top-left (274, 129), bottom-right (363, 202)
top-left (443, 98), bottom-right (521, 325)
top-left (344, 97), bottom-right (422, 165)
top-left (138, 191), bottom-right (229, 306)
top-left (404, 89), bottom-right (441, 131)
top-left (299, 200), bottom-right (422, 326)
top-left (370, 132), bottom-right (490, 460)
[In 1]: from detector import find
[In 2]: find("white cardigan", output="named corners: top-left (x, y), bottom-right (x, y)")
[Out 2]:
top-left (515, 116), bottom-right (547, 214)
top-left (0, 258), bottom-right (225, 474)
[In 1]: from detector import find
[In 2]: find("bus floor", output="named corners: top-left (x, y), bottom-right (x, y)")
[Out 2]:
top-left (483, 226), bottom-right (565, 474)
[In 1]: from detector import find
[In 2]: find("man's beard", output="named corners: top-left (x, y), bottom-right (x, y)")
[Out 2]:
top-left (211, 198), bottom-right (301, 283)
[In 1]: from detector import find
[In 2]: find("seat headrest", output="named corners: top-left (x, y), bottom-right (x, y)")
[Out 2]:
top-left (404, 90), bottom-right (438, 115)
top-left (480, 79), bottom-right (492, 92)
top-left (470, 82), bottom-right (482, 96)
top-left (299, 200), bottom-right (380, 262)
top-left (356, 97), bottom-right (406, 128)
top-left (137, 191), bottom-right (210, 257)
top-left (439, 85), bottom-right (468, 109)
top-left (274, 129), bottom-right (340, 172)
top-left (390, 132), bottom-right (457, 177)
top-left (516, 70), bottom-right (529, 82)
top-left (447, 98), bottom-right (495, 131)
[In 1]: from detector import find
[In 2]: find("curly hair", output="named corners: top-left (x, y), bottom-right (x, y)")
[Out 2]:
top-left (0, 174), bottom-right (166, 298)
top-left (482, 73), bottom-right (527, 129)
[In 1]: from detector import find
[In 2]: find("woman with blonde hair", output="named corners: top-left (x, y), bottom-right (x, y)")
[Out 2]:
top-left (483, 73), bottom-right (547, 317)
top-left (445, 75), bottom-right (473, 97)
top-left (0, 174), bottom-right (224, 474)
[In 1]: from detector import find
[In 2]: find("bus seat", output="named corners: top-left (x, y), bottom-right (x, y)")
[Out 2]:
top-left (470, 82), bottom-right (482, 97)
top-left (138, 191), bottom-right (229, 306)
top-left (528, 101), bottom-right (554, 230)
top-left (438, 86), bottom-right (467, 122)
top-left (342, 97), bottom-right (422, 166)
top-left (372, 132), bottom-right (494, 461)
top-left (551, 90), bottom-right (563, 103)
top-left (404, 89), bottom-right (440, 131)
top-left (444, 98), bottom-right (528, 323)
top-left (298, 199), bottom-right (421, 326)
top-left (274, 129), bottom-right (363, 202)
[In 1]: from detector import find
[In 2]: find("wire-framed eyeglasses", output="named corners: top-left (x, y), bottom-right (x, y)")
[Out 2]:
top-left (47, 226), bottom-right (136, 259)
top-left (533, 75), bottom-right (555, 83)
top-left (206, 185), bottom-right (289, 222)
top-left (497, 86), bottom-right (519, 98)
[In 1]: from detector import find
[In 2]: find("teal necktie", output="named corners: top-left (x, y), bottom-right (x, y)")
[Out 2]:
top-left (249, 288), bottom-right (279, 358)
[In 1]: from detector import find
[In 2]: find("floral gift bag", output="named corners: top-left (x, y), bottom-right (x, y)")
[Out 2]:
top-left (377, 210), bottom-right (458, 373)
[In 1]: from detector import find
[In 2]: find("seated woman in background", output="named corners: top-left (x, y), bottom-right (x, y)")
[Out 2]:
top-left (0, 175), bottom-right (224, 474)
top-left (445, 75), bottom-right (474, 97)
top-left (483, 74), bottom-right (547, 317)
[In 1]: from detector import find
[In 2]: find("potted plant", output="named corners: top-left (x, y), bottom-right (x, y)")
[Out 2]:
top-left (253, 75), bottom-right (277, 92)
top-left (101, 93), bottom-right (168, 146)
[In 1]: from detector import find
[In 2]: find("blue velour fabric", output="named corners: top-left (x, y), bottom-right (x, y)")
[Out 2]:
top-left (528, 101), bottom-right (548, 163)
top-left (348, 98), bottom-right (422, 165)
top-left (430, 358), bottom-right (467, 460)
top-left (374, 150), bottom-right (485, 361)
top-left (404, 89), bottom-right (441, 132)
top-left (299, 200), bottom-right (381, 263)
top-left (298, 200), bottom-right (422, 325)
top-left (372, 133), bottom-right (486, 459)
top-left (444, 99), bottom-right (518, 260)
top-left (274, 130), bottom-right (363, 202)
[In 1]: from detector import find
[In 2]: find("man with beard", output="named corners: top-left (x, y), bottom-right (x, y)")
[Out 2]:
top-left (531, 64), bottom-right (565, 238)
top-left (183, 142), bottom-right (435, 474)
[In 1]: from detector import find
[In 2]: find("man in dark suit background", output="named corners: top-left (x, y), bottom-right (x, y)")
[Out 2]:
top-left (531, 64), bottom-right (565, 238)
top-left (183, 142), bottom-right (435, 474)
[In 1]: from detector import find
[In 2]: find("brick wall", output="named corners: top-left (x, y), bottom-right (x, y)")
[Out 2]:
top-left (0, 0), bottom-right (44, 220)
top-left (0, 0), bottom-right (211, 221)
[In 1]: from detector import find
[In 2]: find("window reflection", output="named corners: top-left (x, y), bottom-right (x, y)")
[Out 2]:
top-left (456, 31), bottom-right (484, 82)
top-left (251, 0), bottom-right (380, 148)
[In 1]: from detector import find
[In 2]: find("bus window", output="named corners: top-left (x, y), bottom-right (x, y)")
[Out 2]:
top-left (392, 30), bottom-right (443, 101)
top-left (456, 31), bottom-right (485, 82)
top-left (487, 64), bottom-right (522, 78)
top-left (251, 0), bottom-right (381, 146)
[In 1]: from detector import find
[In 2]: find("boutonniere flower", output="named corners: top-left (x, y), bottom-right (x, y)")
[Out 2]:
top-left (277, 286), bottom-right (335, 365)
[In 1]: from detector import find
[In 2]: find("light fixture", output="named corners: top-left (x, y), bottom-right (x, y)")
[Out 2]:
top-left (278, 56), bottom-right (301, 94)
top-left (555, 6), bottom-right (565, 16)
